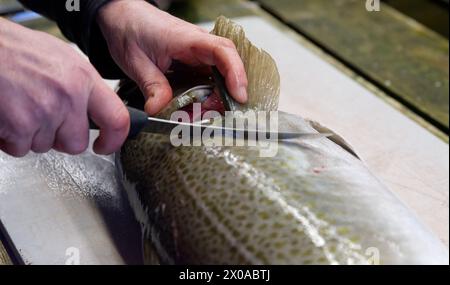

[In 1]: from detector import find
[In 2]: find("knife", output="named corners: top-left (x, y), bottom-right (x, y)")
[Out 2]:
top-left (89, 106), bottom-right (328, 141)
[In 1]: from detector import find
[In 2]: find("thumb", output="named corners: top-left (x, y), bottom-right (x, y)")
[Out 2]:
top-left (127, 50), bottom-right (173, 115)
top-left (88, 81), bottom-right (130, 155)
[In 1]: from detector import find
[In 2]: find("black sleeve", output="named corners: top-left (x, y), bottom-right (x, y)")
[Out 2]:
top-left (18, 0), bottom-right (156, 79)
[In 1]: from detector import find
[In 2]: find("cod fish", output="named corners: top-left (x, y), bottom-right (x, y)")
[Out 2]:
top-left (116, 16), bottom-right (448, 265)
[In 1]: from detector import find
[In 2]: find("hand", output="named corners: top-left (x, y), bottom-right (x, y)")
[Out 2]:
top-left (0, 18), bottom-right (129, 157)
top-left (97, 0), bottom-right (248, 115)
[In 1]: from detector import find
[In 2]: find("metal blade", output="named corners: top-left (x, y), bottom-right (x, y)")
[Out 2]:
top-left (143, 117), bottom-right (329, 141)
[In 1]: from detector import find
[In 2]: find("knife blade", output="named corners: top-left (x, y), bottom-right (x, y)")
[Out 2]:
top-left (89, 106), bottom-right (329, 141)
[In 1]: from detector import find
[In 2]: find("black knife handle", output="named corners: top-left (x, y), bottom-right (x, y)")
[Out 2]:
top-left (89, 106), bottom-right (149, 139)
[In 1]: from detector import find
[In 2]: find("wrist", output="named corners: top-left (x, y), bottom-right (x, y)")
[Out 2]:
top-left (97, 0), bottom-right (127, 31)
top-left (97, 0), bottom-right (150, 31)
top-left (96, 0), bottom-right (162, 49)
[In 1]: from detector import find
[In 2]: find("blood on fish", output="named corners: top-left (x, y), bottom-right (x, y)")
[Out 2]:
top-left (180, 91), bottom-right (225, 122)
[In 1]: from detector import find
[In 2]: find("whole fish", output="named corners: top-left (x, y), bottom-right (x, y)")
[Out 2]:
top-left (116, 16), bottom-right (448, 265)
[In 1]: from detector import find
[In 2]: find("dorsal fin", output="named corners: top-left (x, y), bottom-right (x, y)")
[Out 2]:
top-left (212, 16), bottom-right (280, 112)
top-left (308, 119), bottom-right (360, 159)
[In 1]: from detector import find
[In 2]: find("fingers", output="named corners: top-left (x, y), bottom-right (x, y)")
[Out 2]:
top-left (1, 120), bottom-right (88, 156)
top-left (125, 49), bottom-right (173, 115)
top-left (53, 114), bottom-right (89, 155)
top-left (88, 80), bottom-right (130, 155)
top-left (189, 35), bottom-right (248, 103)
top-left (0, 78), bottom-right (128, 157)
top-left (0, 137), bottom-right (32, 158)
top-left (31, 125), bottom-right (56, 154)
top-left (0, 116), bottom-right (35, 157)
top-left (1, 82), bottom-right (127, 157)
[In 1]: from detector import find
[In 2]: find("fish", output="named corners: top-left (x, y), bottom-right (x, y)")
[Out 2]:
top-left (115, 16), bottom-right (449, 265)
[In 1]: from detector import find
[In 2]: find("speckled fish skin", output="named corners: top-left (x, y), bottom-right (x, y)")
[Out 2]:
top-left (116, 17), bottom-right (448, 265)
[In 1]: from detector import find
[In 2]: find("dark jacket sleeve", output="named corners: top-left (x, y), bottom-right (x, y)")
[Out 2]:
top-left (18, 0), bottom-right (155, 79)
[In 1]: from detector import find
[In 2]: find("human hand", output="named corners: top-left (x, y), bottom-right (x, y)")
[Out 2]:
top-left (0, 18), bottom-right (129, 157)
top-left (97, 0), bottom-right (248, 115)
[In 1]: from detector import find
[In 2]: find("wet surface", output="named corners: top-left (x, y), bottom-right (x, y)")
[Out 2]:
top-left (0, 132), bottom-right (142, 265)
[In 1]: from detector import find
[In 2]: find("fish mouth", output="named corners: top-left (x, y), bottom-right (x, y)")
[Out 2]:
top-left (117, 63), bottom-right (228, 123)
top-left (166, 66), bottom-right (230, 122)
top-left (178, 89), bottom-right (226, 122)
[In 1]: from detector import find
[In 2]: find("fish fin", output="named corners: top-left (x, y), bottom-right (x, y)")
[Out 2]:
top-left (276, 111), bottom-right (359, 158)
top-left (307, 119), bottom-right (360, 159)
top-left (212, 16), bottom-right (280, 112)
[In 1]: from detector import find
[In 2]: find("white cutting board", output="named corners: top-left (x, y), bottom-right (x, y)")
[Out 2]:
top-left (0, 17), bottom-right (448, 265)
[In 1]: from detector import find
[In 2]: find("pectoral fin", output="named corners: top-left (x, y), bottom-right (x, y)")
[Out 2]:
top-left (212, 16), bottom-right (281, 112)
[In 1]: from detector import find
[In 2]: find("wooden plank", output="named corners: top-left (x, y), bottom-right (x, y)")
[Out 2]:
top-left (22, 18), bottom-right (65, 39)
top-left (0, 0), bottom-right (19, 5)
top-left (0, 0), bottom-right (23, 15)
top-left (383, 0), bottom-right (449, 38)
top-left (255, 0), bottom-right (449, 131)
top-left (169, 0), bottom-right (258, 22)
